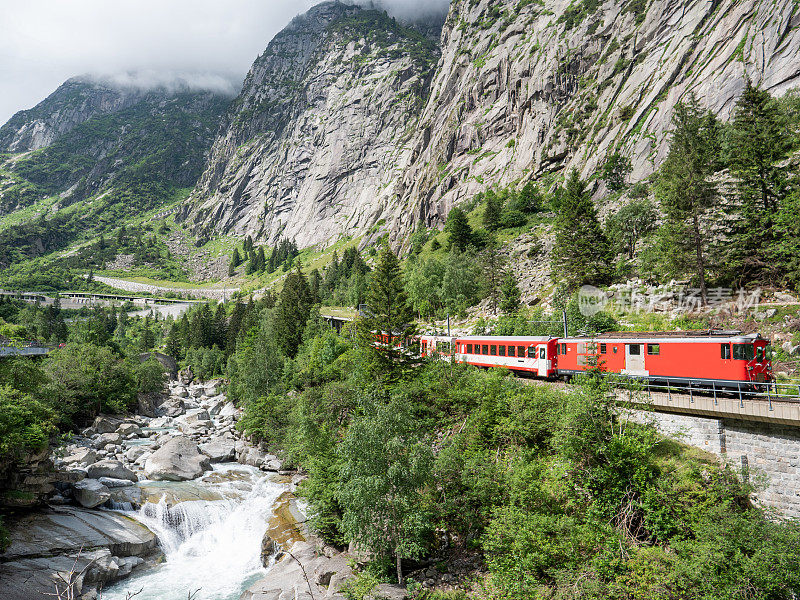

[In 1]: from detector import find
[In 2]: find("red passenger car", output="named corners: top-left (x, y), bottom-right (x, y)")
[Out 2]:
top-left (454, 336), bottom-right (559, 377)
top-left (556, 331), bottom-right (773, 387)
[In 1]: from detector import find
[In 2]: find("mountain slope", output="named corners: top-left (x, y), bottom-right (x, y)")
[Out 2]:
top-left (389, 0), bottom-right (800, 240)
top-left (0, 77), bottom-right (149, 153)
top-left (180, 2), bottom-right (440, 247)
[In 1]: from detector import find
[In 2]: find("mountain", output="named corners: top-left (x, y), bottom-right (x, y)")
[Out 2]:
top-left (0, 80), bottom-right (230, 216)
top-left (180, 1), bottom-right (440, 247)
top-left (390, 0), bottom-right (800, 240)
top-left (181, 0), bottom-right (800, 251)
top-left (0, 77), bottom-right (149, 153)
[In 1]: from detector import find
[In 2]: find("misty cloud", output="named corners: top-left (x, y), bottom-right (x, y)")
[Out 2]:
top-left (0, 0), bottom-right (450, 126)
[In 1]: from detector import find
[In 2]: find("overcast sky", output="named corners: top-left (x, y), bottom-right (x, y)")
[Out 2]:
top-left (0, 0), bottom-right (449, 126)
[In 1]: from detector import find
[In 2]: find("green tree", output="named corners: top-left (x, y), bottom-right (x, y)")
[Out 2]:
top-left (725, 79), bottom-right (790, 284)
top-left (518, 181), bottom-right (542, 213)
top-left (773, 192), bottom-right (800, 289)
top-left (482, 236), bottom-right (506, 314)
top-left (0, 385), bottom-right (56, 462)
top-left (551, 170), bottom-right (611, 290)
top-left (482, 190), bottom-right (503, 231)
top-left (359, 246), bottom-right (417, 379)
top-left (337, 394), bottom-right (433, 584)
top-left (442, 248), bottom-right (484, 315)
top-left (273, 267), bottom-right (312, 358)
top-left (605, 199), bottom-right (658, 259)
top-left (499, 271), bottom-right (522, 314)
top-left (405, 256), bottom-right (444, 319)
top-left (228, 247), bottom-right (242, 276)
top-left (445, 206), bottom-right (472, 251)
top-left (602, 152), bottom-right (632, 191)
top-left (43, 343), bottom-right (136, 425)
top-left (655, 95), bottom-right (721, 304)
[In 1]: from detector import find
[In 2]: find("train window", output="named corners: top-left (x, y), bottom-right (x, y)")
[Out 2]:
top-left (527, 346), bottom-right (536, 358)
top-left (756, 347), bottom-right (765, 362)
top-left (518, 346), bottom-right (525, 357)
top-left (482, 344), bottom-right (489, 355)
top-left (628, 344), bottom-right (641, 356)
top-left (600, 343), bottom-right (607, 354)
top-left (540, 347), bottom-right (546, 359)
top-left (499, 345), bottom-right (506, 357)
top-left (508, 346), bottom-right (516, 357)
top-left (647, 344), bottom-right (660, 355)
top-left (490, 345), bottom-right (497, 356)
top-left (733, 344), bottom-right (754, 360)
top-left (721, 344), bottom-right (731, 360)
top-left (466, 344), bottom-right (473, 354)
top-left (440, 342), bottom-right (451, 354)
top-left (613, 346), bottom-right (618, 353)
top-left (561, 343), bottom-right (567, 354)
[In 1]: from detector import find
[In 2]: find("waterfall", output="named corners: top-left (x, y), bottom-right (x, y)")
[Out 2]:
top-left (103, 465), bottom-right (286, 600)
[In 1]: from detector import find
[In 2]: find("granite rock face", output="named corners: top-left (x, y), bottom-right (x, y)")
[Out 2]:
top-left (182, 1), bottom-right (440, 248)
top-left (390, 0), bottom-right (800, 241)
top-left (179, 0), bottom-right (800, 252)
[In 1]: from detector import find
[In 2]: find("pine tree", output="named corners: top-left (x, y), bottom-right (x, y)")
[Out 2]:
top-left (256, 246), bottom-right (266, 272)
top-left (551, 170), bottom-right (612, 290)
top-left (359, 246), bottom-right (417, 379)
top-left (446, 206), bottom-right (472, 251)
top-left (482, 190), bottom-right (503, 231)
top-left (309, 269), bottom-right (321, 304)
top-left (519, 181), bottom-right (542, 214)
top-left (228, 247), bottom-right (242, 276)
top-left (499, 271), bottom-right (522, 314)
top-left (725, 79), bottom-right (790, 285)
top-left (274, 267), bottom-right (313, 357)
top-left (212, 303), bottom-right (228, 349)
top-left (602, 152), bottom-right (632, 191)
top-left (655, 95), bottom-right (720, 304)
top-left (482, 235), bottom-right (506, 314)
top-left (226, 301), bottom-right (246, 352)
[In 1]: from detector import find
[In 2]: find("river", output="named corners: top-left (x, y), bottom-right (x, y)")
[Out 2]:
top-left (103, 464), bottom-right (286, 600)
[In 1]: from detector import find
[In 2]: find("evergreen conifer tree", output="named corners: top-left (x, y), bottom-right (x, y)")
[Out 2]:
top-left (551, 170), bottom-right (611, 290)
top-left (274, 267), bottom-right (313, 357)
top-left (482, 190), bottom-right (503, 231)
top-left (359, 246), bottom-right (417, 379)
top-left (446, 206), bottom-right (472, 251)
top-left (655, 95), bottom-right (720, 304)
top-left (499, 271), bottom-right (522, 314)
top-left (229, 247), bottom-right (242, 276)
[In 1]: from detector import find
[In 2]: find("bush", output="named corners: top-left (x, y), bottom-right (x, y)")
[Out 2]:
top-left (0, 385), bottom-right (57, 462)
top-left (136, 357), bottom-right (165, 394)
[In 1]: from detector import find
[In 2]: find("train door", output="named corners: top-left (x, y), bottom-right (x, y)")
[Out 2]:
top-left (625, 344), bottom-right (646, 375)
top-left (537, 345), bottom-right (548, 376)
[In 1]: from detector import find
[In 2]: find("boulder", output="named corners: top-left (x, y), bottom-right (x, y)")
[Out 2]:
top-left (117, 423), bottom-right (141, 437)
top-left (86, 460), bottom-right (137, 482)
top-left (179, 408), bottom-right (211, 424)
top-left (61, 448), bottom-right (97, 467)
top-left (97, 477), bottom-right (135, 489)
top-left (72, 479), bottom-right (111, 508)
top-left (198, 440), bottom-right (236, 463)
top-left (173, 386), bottom-right (189, 398)
top-left (219, 401), bottom-right (238, 417)
top-left (93, 433), bottom-right (122, 449)
top-left (92, 416), bottom-right (121, 434)
top-left (144, 437), bottom-right (211, 481)
top-left (178, 366), bottom-right (194, 384)
top-left (125, 446), bottom-right (148, 462)
top-left (204, 382), bottom-right (220, 396)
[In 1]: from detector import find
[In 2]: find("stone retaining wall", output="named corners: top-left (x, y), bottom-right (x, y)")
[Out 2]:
top-left (628, 409), bottom-right (800, 518)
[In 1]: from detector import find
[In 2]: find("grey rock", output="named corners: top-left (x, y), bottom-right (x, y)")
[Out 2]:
top-left (72, 479), bottom-right (111, 508)
top-left (86, 460), bottom-right (137, 482)
top-left (97, 477), bottom-right (135, 489)
top-left (144, 436), bottom-right (211, 481)
top-left (92, 416), bottom-right (122, 434)
top-left (93, 433), bottom-right (122, 449)
top-left (199, 440), bottom-right (236, 463)
top-left (61, 447), bottom-right (97, 467)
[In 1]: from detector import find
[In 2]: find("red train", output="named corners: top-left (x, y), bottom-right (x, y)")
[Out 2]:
top-left (418, 330), bottom-right (773, 388)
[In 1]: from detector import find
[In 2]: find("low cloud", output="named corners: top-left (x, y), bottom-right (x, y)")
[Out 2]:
top-left (0, 0), bottom-right (451, 125)
top-left (93, 71), bottom-right (241, 96)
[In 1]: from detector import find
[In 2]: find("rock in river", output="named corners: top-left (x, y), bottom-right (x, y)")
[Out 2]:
top-left (72, 478), bottom-right (111, 508)
top-left (0, 505), bottom-right (160, 600)
top-left (87, 459), bottom-right (137, 482)
top-left (144, 436), bottom-right (211, 481)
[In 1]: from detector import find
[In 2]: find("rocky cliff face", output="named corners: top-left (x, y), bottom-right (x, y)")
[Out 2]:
top-left (181, 2), bottom-right (440, 247)
top-left (390, 0), bottom-right (800, 241)
top-left (180, 0), bottom-right (800, 251)
top-left (0, 77), bottom-right (149, 153)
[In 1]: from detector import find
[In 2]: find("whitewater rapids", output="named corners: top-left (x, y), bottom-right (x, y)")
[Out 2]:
top-left (103, 464), bottom-right (286, 600)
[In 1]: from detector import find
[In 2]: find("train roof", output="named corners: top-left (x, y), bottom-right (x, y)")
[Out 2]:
top-left (456, 336), bottom-right (555, 342)
top-left (562, 330), bottom-right (763, 344)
